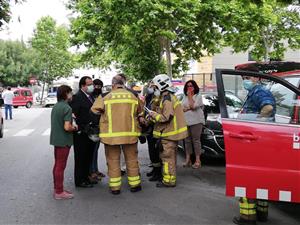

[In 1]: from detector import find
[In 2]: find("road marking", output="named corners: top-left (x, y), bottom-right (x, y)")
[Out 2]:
top-left (14, 129), bottom-right (34, 137)
top-left (3, 129), bottom-right (8, 133)
top-left (42, 128), bottom-right (50, 136)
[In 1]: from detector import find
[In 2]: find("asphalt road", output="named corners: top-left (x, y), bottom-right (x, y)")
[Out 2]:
top-left (0, 107), bottom-right (299, 225)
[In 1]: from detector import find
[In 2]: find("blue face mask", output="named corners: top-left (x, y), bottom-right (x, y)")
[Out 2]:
top-left (243, 80), bottom-right (254, 91)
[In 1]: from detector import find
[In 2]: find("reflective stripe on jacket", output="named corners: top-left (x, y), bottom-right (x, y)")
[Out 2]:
top-left (153, 93), bottom-right (188, 141)
top-left (91, 88), bottom-right (141, 145)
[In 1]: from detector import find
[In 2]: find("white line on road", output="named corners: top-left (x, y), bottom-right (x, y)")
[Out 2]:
top-left (42, 128), bottom-right (50, 136)
top-left (3, 129), bottom-right (8, 133)
top-left (14, 129), bottom-right (35, 137)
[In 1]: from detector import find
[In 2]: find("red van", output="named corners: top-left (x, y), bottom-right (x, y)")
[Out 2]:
top-left (215, 62), bottom-right (300, 203)
top-left (12, 88), bottom-right (33, 108)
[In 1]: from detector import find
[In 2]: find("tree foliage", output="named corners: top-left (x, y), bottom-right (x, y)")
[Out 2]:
top-left (69, 0), bottom-right (300, 81)
top-left (221, 0), bottom-right (300, 61)
top-left (0, 40), bottom-right (42, 86)
top-left (69, 0), bottom-right (225, 81)
top-left (30, 16), bottom-right (75, 84)
top-left (0, 0), bottom-right (24, 29)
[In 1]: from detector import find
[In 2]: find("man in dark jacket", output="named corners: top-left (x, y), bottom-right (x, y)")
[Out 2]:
top-left (70, 76), bottom-right (97, 188)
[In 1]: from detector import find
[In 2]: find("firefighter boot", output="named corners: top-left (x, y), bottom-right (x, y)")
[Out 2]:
top-left (256, 200), bottom-right (268, 222)
top-left (149, 166), bottom-right (162, 182)
top-left (130, 185), bottom-right (142, 193)
top-left (146, 168), bottom-right (154, 177)
top-left (233, 216), bottom-right (256, 225)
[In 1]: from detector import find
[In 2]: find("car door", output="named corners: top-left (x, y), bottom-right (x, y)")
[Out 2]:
top-left (215, 69), bottom-right (300, 203)
top-left (13, 90), bottom-right (21, 106)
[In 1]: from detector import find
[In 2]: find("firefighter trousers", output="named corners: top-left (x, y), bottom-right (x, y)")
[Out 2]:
top-left (239, 197), bottom-right (268, 221)
top-left (105, 143), bottom-right (141, 191)
top-left (160, 139), bottom-right (177, 186)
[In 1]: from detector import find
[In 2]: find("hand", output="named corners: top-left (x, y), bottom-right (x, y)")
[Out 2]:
top-left (149, 111), bottom-right (157, 118)
top-left (139, 117), bottom-right (146, 125)
top-left (72, 125), bottom-right (78, 131)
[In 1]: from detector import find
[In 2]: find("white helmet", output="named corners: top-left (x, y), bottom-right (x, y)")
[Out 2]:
top-left (152, 74), bottom-right (174, 92)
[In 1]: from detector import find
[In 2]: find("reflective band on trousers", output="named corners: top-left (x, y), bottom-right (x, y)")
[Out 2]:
top-left (163, 162), bottom-right (176, 184)
top-left (239, 198), bottom-right (256, 215)
top-left (109, 177), bottom-right (122, 187)
top-left (128, 175), bottom-right (141, 186)
top-left (257, 201), bottom-right (268, 212)
top-left (153, 126), bottom-right (187, 137)
top-left (101, 98), bottom-right (139, 138)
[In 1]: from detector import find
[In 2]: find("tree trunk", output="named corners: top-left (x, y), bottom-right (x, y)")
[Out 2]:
top-left (40, 81), bottom-right (46, 105)
top-left (166, 39), bottom-right (172, 79)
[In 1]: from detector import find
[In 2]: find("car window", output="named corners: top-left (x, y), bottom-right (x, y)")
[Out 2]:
top-left (14, 91), bottom-right (20, 97)
top-left (23, 91), bottom-right (31, 96)
top-left (202, 94), bottom-right (220, 114)
top-left (221, 74), bottom-right (300, 124)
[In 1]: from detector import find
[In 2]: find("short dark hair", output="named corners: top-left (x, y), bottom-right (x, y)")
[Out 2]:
top-left (57, 85), bottom-right (72, 101)
top-left (183, 80), bottom-right (200, 96)
top-left (79, 76), bottom-right (92, 88)
top-left (93, 79), bottom-right (103, 86)
top-left (7, 86), bottom-right (11, 90)
top-left (117, 73), bottom-right (126, 82)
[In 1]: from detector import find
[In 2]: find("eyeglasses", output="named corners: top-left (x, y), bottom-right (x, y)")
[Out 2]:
top-left (187, 84), bottom-right (194, 87)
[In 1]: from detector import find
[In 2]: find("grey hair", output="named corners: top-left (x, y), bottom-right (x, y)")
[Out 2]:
top-left (112, 75), bottom-right (125, 86)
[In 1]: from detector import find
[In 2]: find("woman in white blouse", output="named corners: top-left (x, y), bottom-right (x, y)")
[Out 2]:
top-left (182, 80), bottom-right (205, 169)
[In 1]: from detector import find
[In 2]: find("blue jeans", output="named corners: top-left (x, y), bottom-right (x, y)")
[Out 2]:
top-left (90, 142), bottom-right (100, 173)
top-left (4, 104), bottom-right (12, 119)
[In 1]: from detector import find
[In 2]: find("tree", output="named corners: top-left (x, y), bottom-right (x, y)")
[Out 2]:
top-left (221, 0), bottom-right (300, 61)
top-left (0, 40), bottom-right (42, 86)
top-left (30, 16), bottom-right (75, 84)
top-left (68, 0), bottom-right (224, 81)
top-left (0, 0), bottom-right (24, 29)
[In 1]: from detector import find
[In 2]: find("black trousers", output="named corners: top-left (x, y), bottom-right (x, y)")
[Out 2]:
top-left (146, 135), bottom-right (160, 166)
top-left (73, 132), bottom-right (96, 185)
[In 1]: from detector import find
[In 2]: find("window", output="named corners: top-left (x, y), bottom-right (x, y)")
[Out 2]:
top-left (222, 74), bottom-right (300, 124)
top-left (14, 91), bottom-right (20, 97)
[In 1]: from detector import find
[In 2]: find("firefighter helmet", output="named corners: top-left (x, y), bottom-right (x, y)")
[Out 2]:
top-left (152, 74), bottom-right (174, 92)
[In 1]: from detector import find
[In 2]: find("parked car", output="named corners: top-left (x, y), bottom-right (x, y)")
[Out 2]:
top-left (43, 92), bottom-right (57, 107)
top-left (12, 88), bottom-right (33, 108)
top-left (0, 98), bottom-right (4, 138)
top-left (177, 92), bottom-right (243, 158)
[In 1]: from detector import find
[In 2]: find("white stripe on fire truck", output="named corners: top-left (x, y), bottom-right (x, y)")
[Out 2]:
top-left (257, 189), bottom-right (268, 200)
top-left (235, 187), bottom-right (246, 197)
top-left (279, 191), bottom-right (291, 202)
top-left (234, 187), bottom-right (292, 202)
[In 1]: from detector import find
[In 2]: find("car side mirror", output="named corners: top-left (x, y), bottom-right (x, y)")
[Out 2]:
top-left (0, 98), bottom-right (4, 106)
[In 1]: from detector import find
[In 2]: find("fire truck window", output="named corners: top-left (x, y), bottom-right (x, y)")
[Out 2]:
top-left (222, 74), bottom-right (298, 124)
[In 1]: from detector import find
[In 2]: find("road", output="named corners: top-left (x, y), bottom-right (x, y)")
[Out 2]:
top-left (0, 107), bottom-right (299, 224)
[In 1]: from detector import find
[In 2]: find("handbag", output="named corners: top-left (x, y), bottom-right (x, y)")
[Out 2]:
top-left (84, 122), bottom-right (100, 142)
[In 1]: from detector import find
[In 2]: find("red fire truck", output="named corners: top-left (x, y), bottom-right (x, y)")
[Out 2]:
top-left (215, 61), bottom-right (300, 203)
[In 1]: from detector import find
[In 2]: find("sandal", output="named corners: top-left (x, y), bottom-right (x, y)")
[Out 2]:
top-left (182, 161), bottom-right (192, 167)
top-left (192, 161), bottom-right (201, 169)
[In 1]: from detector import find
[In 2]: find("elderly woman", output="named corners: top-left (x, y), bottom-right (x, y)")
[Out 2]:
top-left (182, 80), bottom-right (205, 169)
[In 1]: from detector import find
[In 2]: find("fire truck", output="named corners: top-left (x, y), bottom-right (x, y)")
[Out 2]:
top-left (215, 61), bottom-right (300, 203)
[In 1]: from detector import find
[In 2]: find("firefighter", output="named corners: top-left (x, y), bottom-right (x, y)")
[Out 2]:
top-left (148, 74), bottom-right (188, 188)
top-left (233, 66), bottom-right (276, 225)
top-left (141, 81), bottom-right (162, 182)
top-left (91, 75), bottom-right (142, 195)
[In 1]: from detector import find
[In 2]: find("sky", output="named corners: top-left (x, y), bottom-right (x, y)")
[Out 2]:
top-left (0, 0), bottom-right (71, 41)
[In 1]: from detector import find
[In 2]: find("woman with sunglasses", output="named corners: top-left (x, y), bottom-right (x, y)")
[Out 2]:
top-left (182, 80), bottom-right (205, 169)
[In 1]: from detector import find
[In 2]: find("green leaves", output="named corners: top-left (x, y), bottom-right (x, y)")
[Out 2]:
top-left (30, 16), bottom-right (75, 84)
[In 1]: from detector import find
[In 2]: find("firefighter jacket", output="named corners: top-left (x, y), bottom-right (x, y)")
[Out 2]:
top-left (152, 92), bottom-right (188, 141)
top-left (91, 88), bottom-right (142, 145)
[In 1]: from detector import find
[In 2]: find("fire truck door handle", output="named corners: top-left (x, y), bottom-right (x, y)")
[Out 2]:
top-left (228, 132), bottom-right (258, 141)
